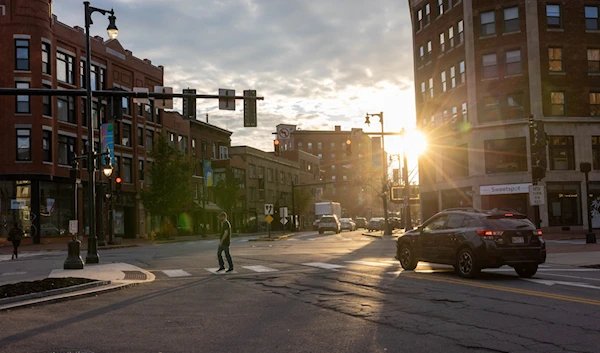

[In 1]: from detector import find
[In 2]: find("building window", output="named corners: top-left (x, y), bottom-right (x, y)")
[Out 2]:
top-left (505, 49), bottom-right (522, 75)
top-left (482, 53), bottom-right (498, 78)
top-left (459, 60), bottom-right (465, 83)
top-left (43, 130), bottom-right (52, 162)
top-left (330, 141), bottom-right (335, 150)
top-left (123, 157), bottom-right (132, 183)
top-left (122, 123), bottom-right (132, 147)
top-left (549, 47), bottom-right (563, 72)
top-left (441, 71), bottom-right (447, 92)
top-left (43, 84), bottom-right (52, 116)
top-left (551, 92), bottom-right (565, 116)
top-left (57, 96), bottom-right (76, 123)
top-left (90, 64), bottom-right (98, 91)
top-left (480, 11), bottom-right (495, 36)
top-left (122, 97), bottom-right (130, 116)
top-left (211, 142), bottom-right (216, 159)
top-left (503, 7), bottom-right (519, 33)
top-left (586, 6), bottom-right (600, 30)
top-left (549, 136), bottom-right (574, 170)
top-left (192, 138), bottom-right (196, 156)
top-left (15, 82), bottom-right (30, 113)
top-left (547, 183), bottom-right (581, 226)
top-left (56, 51), bottom-right (74, 84)
top-left (100, 68), bottom-right (106, 90)
top-left (219, 145), bottom-right (229, 160)
top-left (137, 127), bottom-right (144, 146)
top-left (450, 66), bottom-right (456, 88)
top-left (145, 104), bottom-right (152, 122)
top-left (484, 137), bottom-right (527, 173)
top-left (462, 102), bottom-right (468, 122)
top-left (318, 153), bottom-right (322, 159)
top-left (137, 103), bottom-right (144, 117)
top-left (58, 135), bottom-right (76, 165)
top-left (317, 142), bottom-right (322, 150)
top-left (439, 32), bottom-right (445, 52)
top-left (448, 26), bottom-right (455, 48)
top-left (418, 45), bottom-right (424, 64)
top-left (482, 96), bottom-right (500, 122)
top-left (80, 61), bottom-right (85, 88)
top-left (307, 142), bottom-right (313, 150)
top-left (179, 135), bottom-right (189, 154)
top-left (42, 42), bottom-right (51, 75)
top-left (506, 92), bottom-right (524, 119)
top-left (588, 49), bottom-right (600, 73)
top-left (297, 141), bottom-right (303, 150)
top-left (15, 39), bottom-right (29, 71)
top-left (591, 92), bottom-right (600, 116)
top-left (424, 3), bottom-right (430, 25)
top-left (139, 160), bottom-right (144, 180)
top-left (429, 77), bottom-right (434, 98)
top-left (114, 121), bottom-right (121, 146)
top-left (442, 144), bottom-right (469, 179)
top-left (427, 40), bottom-right (432, 60)
top-left (458, 20), bottom-right (464, 44)
top-left (146, 130), bottom-right (153, 152)
top-left (437, 0), bottom-right (444, 16)
top-left (420, 81), bottom-right (426, 101)
top-left (16, 129), bottom-right (31, 161)
top-left (593, 137), bottom-right (600, 170)
top-left (416, 9), bottom-right (423, 31)
top-left (331, 153), bottom-right (335, 159)
top-left (546, 4), bottom-right (561, 29)
top-left (114, 156), bottom-right (120, 177)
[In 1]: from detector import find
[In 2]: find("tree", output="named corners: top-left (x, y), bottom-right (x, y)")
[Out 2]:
top-left (213, 168), bottom-right (242, 217)
top-left (139, 133), bottom-right (194, 236)
top-left (293, 186), bottom-right (313, 229)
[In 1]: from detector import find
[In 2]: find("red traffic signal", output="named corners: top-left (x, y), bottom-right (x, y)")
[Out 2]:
top-left (115, 177), bottom-right (123, 184)
top-left (274, 139), bottom-right (281, 156)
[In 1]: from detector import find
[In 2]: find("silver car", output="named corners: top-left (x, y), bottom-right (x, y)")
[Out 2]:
top-left (318, 215), bottom-right (341, 234)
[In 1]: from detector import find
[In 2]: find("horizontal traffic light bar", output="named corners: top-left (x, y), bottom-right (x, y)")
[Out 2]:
top-left (0, 88), bottom-right (264, 100)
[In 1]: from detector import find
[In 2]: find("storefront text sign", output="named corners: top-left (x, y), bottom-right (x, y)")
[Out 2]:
top-left (480, 183), bottom-right (532, 195)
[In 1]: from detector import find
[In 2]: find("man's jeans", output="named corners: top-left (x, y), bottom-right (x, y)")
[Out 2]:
top-left (218, 245), bottom-right (233, 269)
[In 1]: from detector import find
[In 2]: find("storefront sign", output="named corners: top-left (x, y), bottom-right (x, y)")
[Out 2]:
top-left (480, 183), bottom-right (532, 195)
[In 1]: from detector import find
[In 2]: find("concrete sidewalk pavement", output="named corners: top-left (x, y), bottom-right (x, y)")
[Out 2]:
top-left (0, 262), bottom-right (155, 311)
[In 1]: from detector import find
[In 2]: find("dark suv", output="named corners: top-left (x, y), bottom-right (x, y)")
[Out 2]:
top-left (396, 208), bottom-right (546, 278)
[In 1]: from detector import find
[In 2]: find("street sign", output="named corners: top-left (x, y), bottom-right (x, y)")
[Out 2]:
top-left (243, 90), bottom-right (257, 127)
top-left (264, 203), bottom-right (274, 215)
top-left (281, 217), bottom-right (288, 225)
top-left (529, 185), bottom-right (545, 205)
top-left (391, 186), bottom-right (402, 200)
top-left (154, 86), bottom-right (173, 109)
top-left (69, 220), bottom-right (78, 235)
top-left (219, 88), bottom-right (235, 111)
top-left (280, 207), bottom-right (288, 218)
top-left (182, 88), bottom-right (197, 120)
top-left (132, 87), bottom-right (149, 104)
top-left (265, 215), bottom-right (274, 224)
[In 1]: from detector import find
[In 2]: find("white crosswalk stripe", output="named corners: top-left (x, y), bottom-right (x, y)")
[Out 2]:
top-left (302, 262), bottom-right (345, 270)
top-left (345, 260), bottom-right (396, 267)
top-left (162, 269), bottom-right (192, 277)
top-left (205, 268), bottom-right (238, 274)
top-left (242, 265), bottom-right (278, 273)
top-left (2, 271), bottom-right (27, 276)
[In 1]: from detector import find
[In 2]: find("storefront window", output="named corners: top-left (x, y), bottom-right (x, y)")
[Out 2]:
top-left (39, 181), bottom-right (74, 236)
top-left (484, 137), bottom-right (527, 173)
top-left (0, 180), bottom-right (32, 238)
top-left (547, 183), bottom-right (581, 226)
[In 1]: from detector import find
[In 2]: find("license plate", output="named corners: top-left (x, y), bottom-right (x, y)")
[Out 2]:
top-left (512, 236), bottom-right (524, 244)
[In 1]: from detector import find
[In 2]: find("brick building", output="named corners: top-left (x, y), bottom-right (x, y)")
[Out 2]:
top-left (277, 124), bottom-right (383, 220)
top-left (0, 0), bottom-right (164, 242)
top-left (409, 0), bottom-right (600, 230)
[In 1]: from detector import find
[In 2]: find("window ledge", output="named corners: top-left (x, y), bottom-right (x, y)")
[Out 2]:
top-left (43, 73), bottom-right (52, 78)
top-left (15, 113), bottom-right (32, 116)
top-left (481, 77), bottom-right (500, 82)
top-left (547, 28), bottom-right (564, 32)
top-left (502, 30), bottom-right (521, 36)
top-left (15, 160), bottom-right (33, 163)
top-left (588, 72), bottom-right (600, 76)
top-left (550, 72), bottom-right (567, 76)
top-left (57, 82), bottom-right (76, 88)
top-left (479, 34), bottom-right (497, 40)
top-left (504, 73), bottom-right (524, 78)
top-left (43, 161), bottom-right (53, 165)
top-left (14, 70), bottom-right (31, 74)
top-left (42, 115), bottom-right (53, 119)
top-left (586, 29), bottom-right (600, 34)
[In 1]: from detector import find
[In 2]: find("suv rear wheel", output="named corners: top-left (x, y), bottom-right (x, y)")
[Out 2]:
top-left (456, 248), bottom-right (480, 278)
top-left (514, 263), bottom-right (538, 278)
top-left (398, 243), bottom-right (418, 270)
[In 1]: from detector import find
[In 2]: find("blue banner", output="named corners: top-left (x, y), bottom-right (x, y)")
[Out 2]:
top-left (203, 160), bottom-right (213, 187)
top-left (101, 123), bottom-right (115, 165)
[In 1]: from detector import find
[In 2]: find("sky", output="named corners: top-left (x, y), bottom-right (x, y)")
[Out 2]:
top-left (52, 0), bottom-right (417, 155)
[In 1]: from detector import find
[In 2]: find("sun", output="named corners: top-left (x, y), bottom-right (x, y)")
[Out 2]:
top-left (385, 130), bottom-right (428, 158)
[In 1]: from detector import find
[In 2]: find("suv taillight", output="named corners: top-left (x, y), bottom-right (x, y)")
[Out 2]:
top-left (534, 230), bottom-right (543, 237)
top-left (476, 230), bottom-right (504, 240)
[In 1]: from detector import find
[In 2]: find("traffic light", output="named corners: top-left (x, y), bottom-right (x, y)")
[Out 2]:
top-left (182, 88), bottom-right (196, 120)
top-left (532, 165), bottom-right (546, 182)
top-left (274, 139), bottom-right (280, 156)
top-left (345, 139), bottom-right (352, 156)
top-left (243, 90), bottom-right (257, 127)
top-left (529, 116), bottom-right (547, 182)
top-left (115, 176), bottom-right (123, 192)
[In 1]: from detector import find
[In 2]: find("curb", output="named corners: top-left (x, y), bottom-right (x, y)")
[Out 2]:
top-left (0, 280), bottom-right (110, 306)
top-left (0, 281), bottom-right (140, 312)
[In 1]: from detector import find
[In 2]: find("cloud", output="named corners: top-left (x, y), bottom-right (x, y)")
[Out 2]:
top-left (53, 0), bottom-right (416, 152)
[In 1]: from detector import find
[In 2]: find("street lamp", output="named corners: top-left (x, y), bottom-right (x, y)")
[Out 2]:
top-left (365, 112), bottom-right (391, 235)
top-left (580, 162), bottom-right (597, 244)
top-left (84, 1), bottom-right (118, 264)
top-left (103, 164), bottom-right (113, 178)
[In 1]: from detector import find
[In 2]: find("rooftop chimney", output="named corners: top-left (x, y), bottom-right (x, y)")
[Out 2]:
top-left (334, 125), bottom-right (341, 132)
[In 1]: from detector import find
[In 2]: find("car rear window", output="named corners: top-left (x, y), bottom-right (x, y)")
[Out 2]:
top-left (321, 217), bottom-right (335, 222)
top-left (482, 216), bottom-right (535, 230)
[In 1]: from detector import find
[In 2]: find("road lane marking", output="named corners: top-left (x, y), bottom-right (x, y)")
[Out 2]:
top-left (162, 269), bottom-right (192, 277)
top-left (302, 262), bottom-right (345, 270)
top-left (345, 260), bottom-right (396, 267)
top-left (524, 278), bottom-right (600, 290)
top-left (485, 268), bottom-right (600, 272)
top-left (400, 272), bottom-right (600, 306)
top-left (2, 272), bottom-right (27, 276)
top-left (205, 268), bottom-right (238, 274)
top-left (205, 240), bottom-right (217, 244)
top-left (242, 265), bottom-right (278, 273)
top-left (286, 239), bottom-right (300, 241)
top-left (543, 273), bottom-right (600, 282)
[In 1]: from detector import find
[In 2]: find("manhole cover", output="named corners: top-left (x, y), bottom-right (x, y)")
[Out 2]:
top-left (122, 270), bottom-right (147, 280)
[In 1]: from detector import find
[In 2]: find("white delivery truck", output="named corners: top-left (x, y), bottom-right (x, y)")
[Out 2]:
top-left (313, 202), bottom-right (342, 229)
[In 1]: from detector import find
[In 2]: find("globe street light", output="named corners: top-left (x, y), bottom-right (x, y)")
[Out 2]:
top-left (83, 1), bottom-right (118, 263)
top-left (103, 164), bottom-right (113, 178)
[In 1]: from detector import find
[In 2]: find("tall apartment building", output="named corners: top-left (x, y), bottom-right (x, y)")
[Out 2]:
top-left (278, 124), bottom-right (383, 220)
top-left (409, 0), bottom-right (600, 230)
top-left (0, 0), bottom-right (164, 242)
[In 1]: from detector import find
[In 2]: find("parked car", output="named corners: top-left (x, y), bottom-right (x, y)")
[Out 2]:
top-left (367, 217), bottom-right (385, 232)
top-left (312, 219), bottom-right (320, 231)
top-left (318, 215), bottom-right (341, 234)
top-left (339, 218), bottom-right (356, 231)
top-left (396, 208), bottom-right (546, 278)
top-left (354, 217), bottom-right (367, 229)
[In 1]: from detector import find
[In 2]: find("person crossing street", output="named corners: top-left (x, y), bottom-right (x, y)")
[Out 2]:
top-left (216, 212), bottom-right (234, 272)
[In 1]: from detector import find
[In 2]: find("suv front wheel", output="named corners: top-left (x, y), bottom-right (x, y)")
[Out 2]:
top-left (456, 248), bottom-right (480, 278)
top-left (398, 243), bottom-right (418, 270)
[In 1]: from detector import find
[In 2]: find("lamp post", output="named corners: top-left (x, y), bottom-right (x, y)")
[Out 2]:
top-left (401, 129), bottom-right (413, 230)
top-left (580, 162), bottom-right (597, 244)
top-left (83, 1), bottom-right (118, 263)
top-left (365, 112), bottom-right (391, 235)
top-left (101, 164), bottom-right (113, 246)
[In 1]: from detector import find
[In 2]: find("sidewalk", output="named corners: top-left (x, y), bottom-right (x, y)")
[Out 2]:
top-left (0, 262), bottom-right (154, 311)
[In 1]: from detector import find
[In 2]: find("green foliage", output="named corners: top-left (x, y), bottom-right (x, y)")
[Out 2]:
top-left (213, 168), bottom-right (242, 216)
top-left (293, 186), bottom-right (313, 216)
top-left (139, 133), bottom-right (194, 218)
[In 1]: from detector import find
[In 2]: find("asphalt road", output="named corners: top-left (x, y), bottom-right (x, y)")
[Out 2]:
top-left (1, 230), bottom-right (600, 353)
